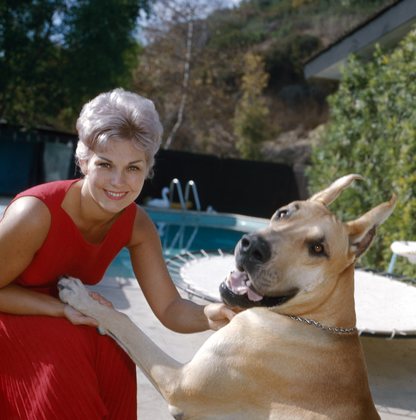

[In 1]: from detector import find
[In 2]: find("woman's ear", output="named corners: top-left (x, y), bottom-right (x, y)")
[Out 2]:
top-left (79, 159), bottom-right (88, 176)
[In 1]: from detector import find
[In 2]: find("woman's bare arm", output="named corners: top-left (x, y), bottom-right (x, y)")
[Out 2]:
top-left (128, 207), bottom-right (236, 333)
top-left (0, 197), bottom-right (97, 326)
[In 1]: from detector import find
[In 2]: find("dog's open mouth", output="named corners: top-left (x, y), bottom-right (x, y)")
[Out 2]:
top-left (219, 269), bottom-right (296, 309)
top-left (226, 270), bottom-right (263, 301)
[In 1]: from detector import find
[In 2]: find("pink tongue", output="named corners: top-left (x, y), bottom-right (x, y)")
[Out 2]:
top-left (228, 271), bottom-right (263, 302)
top-left (229, 271), bottom-right (248, 295)
top-left (247, 287), bottom-right (263, 302)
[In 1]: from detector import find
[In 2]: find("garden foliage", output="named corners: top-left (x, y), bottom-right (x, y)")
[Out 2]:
top-left (0, 0), bottom-right (152, 129)
top-left (308, 27), bottom-right (416, 275)
top-left (234, 52), bottom-right (270, 159)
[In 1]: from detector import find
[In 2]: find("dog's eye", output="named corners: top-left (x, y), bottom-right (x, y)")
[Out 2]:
top-left (309, 242), bottom-right (326, 256)
top-left (276, 209), bottom-right (288, 219)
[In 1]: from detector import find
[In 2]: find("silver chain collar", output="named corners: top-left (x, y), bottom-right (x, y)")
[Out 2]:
top-left (287, 315), bottom-right (358, 335)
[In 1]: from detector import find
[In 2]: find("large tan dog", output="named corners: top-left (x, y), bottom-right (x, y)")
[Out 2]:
top-left (59, 174), bottom-right (395, 419)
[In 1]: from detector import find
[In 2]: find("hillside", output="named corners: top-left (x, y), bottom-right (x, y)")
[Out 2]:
top-left (134, 0), bottom-right (396, 164)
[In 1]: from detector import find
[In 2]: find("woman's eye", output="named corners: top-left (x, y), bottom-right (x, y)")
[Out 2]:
top-left (97, 162), bottom-right (111, 168)
top-left (128, 166), bottom-right (140, 172)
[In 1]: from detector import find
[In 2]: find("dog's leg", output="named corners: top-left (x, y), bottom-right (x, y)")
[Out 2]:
top-left (58, 278), bottom-right (182, 401)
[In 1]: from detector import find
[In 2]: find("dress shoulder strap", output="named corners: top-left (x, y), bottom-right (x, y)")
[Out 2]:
top-left (13, 180), bottom-right (79, 210)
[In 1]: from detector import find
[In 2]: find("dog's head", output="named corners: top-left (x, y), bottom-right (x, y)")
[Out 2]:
top-left (220, 174), bottom-right (396, 313)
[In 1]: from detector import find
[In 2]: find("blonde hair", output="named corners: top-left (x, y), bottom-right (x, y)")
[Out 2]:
top-left (75, 88), bottom-right (163, 178)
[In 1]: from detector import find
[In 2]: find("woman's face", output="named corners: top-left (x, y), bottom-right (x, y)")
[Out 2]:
top-left (81, 139), bottom-right (148, 215)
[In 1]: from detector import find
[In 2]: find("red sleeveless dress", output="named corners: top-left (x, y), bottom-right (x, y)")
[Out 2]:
top-left (0, 180), bottom-right (138, 419)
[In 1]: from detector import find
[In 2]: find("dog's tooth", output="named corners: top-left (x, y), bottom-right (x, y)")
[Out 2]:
top-left (225, 273), bottom-right (232, 288)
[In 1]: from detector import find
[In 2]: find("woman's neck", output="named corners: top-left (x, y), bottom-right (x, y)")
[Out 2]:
top-left (64, 180), bottom-right (120, 236)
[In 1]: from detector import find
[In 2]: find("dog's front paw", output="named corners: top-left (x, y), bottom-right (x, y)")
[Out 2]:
top-left (58, 277), bottom-right (93, 312)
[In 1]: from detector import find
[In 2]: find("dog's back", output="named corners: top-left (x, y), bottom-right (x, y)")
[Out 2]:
top-left (169, 308), bottom-right (379, 419)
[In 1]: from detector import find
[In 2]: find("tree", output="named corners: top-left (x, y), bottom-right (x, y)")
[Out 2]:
top-left (0, 0), bottom-right (153, 129)
top-left (0, 0), bottom-right (67, 126)
top-left (308, 28), bottom-right (416, 275)
top-left (136, 0), bottom-right (226, 150)
top-left (132, 0), bottom-right (391, 158)
top-left (233, 52), bottom-right (270, 160)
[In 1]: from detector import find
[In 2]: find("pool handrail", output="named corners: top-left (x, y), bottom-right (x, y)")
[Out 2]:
top-left (169, 178), bottom-right (202, 211)
top-left (184, 180), bottom-right (201, 211)
top-left (169, 178), bottom-right (186, 210)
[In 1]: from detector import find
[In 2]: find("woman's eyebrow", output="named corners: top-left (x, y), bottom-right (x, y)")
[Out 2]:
top-left (97, 156), bottom-right (145, 164)
top-left (96, 155), bottom-right (112, 162)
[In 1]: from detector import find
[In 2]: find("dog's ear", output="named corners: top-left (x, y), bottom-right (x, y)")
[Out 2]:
top-left (309, 174), bottom-right (364, 206)
top-left (345, 195), bottom-right (397, 258)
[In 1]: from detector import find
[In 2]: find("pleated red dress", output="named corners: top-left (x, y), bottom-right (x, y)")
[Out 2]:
top-left (0, 180), bottom-right (138, 419)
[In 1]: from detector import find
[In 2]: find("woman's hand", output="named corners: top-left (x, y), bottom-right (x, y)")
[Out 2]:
top-left (63, 304), bottom-right (99, 327)
top-left (89, 291), bottom-right (114, 308)
top-left (63, 291), bottom-right (113, 329)
top-left (204, 303), bottom-right (240, 331)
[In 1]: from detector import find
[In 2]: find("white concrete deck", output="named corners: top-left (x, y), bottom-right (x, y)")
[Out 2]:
top-left (92, 276), bottom-right (416, 420)
top-left (91, 276), bottom-right (212, 419)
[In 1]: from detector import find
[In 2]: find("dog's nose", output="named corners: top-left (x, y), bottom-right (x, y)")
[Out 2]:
top-left (239, 234), bottom-right (271, 263)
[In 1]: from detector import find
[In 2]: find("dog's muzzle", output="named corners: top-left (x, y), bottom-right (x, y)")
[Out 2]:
top-left (219, 234), bottom-right (296, 308)
top-left (236, 233), bottom-right (271, 269)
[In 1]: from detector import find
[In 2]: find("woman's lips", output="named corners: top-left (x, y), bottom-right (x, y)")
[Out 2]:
top-left (104, 190), bottom-right (128, 200)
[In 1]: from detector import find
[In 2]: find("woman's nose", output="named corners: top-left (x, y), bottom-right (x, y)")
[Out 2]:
top-left (110, 170), bottom-right (125, 186)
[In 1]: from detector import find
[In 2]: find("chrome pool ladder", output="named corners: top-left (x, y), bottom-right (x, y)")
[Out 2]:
top-left (169, 178), bottom-right (201, 211)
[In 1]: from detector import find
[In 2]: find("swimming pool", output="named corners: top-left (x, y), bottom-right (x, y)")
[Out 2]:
top-left (0, 201), bottom-right (268, 280)
top-left (106, 207), bottom-right (269, 278)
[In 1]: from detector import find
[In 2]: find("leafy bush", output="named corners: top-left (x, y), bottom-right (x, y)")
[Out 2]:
top-left (308, 27), bottom-right (416, 275)
top-left (234, 53), bottom-right (271, 159)
top-left (0, 0), bottom-right (151, 130)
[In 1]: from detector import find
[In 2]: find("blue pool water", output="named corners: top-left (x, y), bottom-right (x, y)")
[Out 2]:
top-left (106, 207), bottom-right (268, 278)
top-left (0, 202), bottom-right (268, 279)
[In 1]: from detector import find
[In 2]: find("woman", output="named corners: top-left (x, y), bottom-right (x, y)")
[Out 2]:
top-left (0, 89), bottom-right (236, 419)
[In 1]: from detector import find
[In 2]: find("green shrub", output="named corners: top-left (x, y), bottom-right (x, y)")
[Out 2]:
top-left (308, 27), bottom-right (416, 275)
top-left (234, 52), bottom-right (270, 159)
